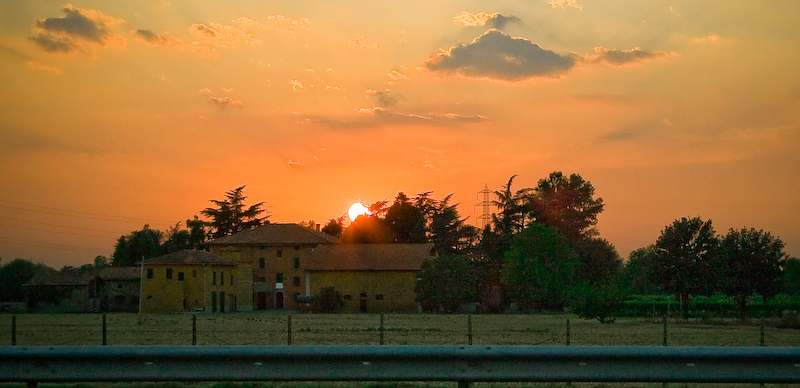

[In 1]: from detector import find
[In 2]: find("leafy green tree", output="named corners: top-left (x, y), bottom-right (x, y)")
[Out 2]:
top-left (474, 225), bottom-right (510, 312)
top-left (528, 171), bottom-right (604, 241)
top-left (570, 278), bottom-right (626, 323)
top-left (502, 224), bottom-right (576, 311)
top-left (782, 257), bottom-right (800, 295)
top-left (384, 192), bottom-right (426, 243)
top-left (720, 227), bottom-right (786, 320)
top-left (112, 225), bottom-right (164, 266)
top-left (652, 217), bottom-right (721, 319)
top-left (201, 185), bottom-right (268, 239)
top-left (312, 287), bottom-right (344, 313)
top-left (621, 246), bottom-right (660, 295)
top-left (0, 259), bottom-right (53, 302)
top-left (321, 216), bottom-right (345, 237)
top-left (572, 237), bottom-right (622, 286)
top-left (415, 254), bottom-right (476, 312)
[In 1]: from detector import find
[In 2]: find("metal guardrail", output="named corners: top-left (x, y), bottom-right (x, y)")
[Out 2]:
top-left (2, 345), bottom-right (800, 386)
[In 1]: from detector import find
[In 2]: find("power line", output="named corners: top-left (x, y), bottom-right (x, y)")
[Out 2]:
top-left (0, 199), bottom-right (174, 224)
top-left (0, 236), bottom-right (106, 254)
top-left (0, 216), bottom-right (124, 235)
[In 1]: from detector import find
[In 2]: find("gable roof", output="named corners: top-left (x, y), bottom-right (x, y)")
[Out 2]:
top-left (208, 223), bottom-right (339, 246)
top-left (307, 243), bottom-right (435, 272)
top-left (98, 266), bottom-right (141, 280)
top-left (144, 250), bottom-right (234, 266)
top-left (26, 271), bottom-right (98, 286)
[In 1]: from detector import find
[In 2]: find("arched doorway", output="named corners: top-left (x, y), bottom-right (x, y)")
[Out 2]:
top-left (275, 291), bottom-right (284, 309)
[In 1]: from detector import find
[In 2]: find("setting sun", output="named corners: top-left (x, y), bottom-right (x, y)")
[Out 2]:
top-left (348, 202), bottom-right (369, 222)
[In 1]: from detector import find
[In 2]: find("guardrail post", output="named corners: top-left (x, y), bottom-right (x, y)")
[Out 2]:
top-left (467, 315), bottom-right (473, 345)
top-left (566, 318), bottom-right (571, 346)
top-left (379, 314), bottom-right (385, 345)
top-left (102, 314), bottom-right (107, 345)
top-left (287, 315), bottom-right (292, 345)
top-left (192, 314), bottom-right (197, 346)
top-left (11, 315), bottom-right (16, 346)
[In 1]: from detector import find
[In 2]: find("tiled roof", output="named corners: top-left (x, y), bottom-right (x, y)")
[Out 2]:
top-left (208, 223), bottom-right (339, 246)
top-left (144, 250), bottom-right (234, 266)
top-left (27, 271), bottom-right (97, 286)
top-left (307, 243), bottom-right (435, 272)
top-left (98, 266), bottom-right (141, 280)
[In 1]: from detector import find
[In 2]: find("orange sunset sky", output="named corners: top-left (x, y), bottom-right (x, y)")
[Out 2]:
top-left (1, 1), bottom-right (799, 268)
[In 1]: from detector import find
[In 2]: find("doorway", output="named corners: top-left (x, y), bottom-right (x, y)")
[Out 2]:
top-left (275, 292), bottom-right (284, 309)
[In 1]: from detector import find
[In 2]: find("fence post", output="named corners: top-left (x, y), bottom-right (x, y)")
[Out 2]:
top-left (287, 315), bottom-right (292, 345)
top-left (102, 314), bottom-right (107, 345)
top-left (662, 314), bottom-right (668, 346)
top-left (760, 318), bottom-right (765, 347)
top-left (11, 316), bottom-right (16, 346)
top-left (467, 315), bottom-right (473, 345)
top-left (192, 314), bottom-right (197, 346)
top-left (379, 314), bottom-right (385, 345)
top-left (566, 318), bottom-right (571, 346)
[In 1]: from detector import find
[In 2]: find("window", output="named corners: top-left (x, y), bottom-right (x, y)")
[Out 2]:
top-left (293, 276), bottom-right (300, 286)
top-left (221, 271), bottom-right (224, 285)
top-left (277, 249), bottom-right (283, 258)
top-left (259, 245), bottom-right (266, 250)
top-left (344, 295), bottom-right (352, 300)
top-left (259, 257), bottom-right (265, 268)
top-left (213, 271), bottom-right (217, 285)
top-left (276, 273), bottom-right (284, 283)
top-left (375, 294), bottom-right (384, 300)
top-left (147, 268), bottom-right (153, 279)
top-left (178, 272), bottom-right (184, 281)
top-left (166, 268), bottom-right (173, 279)
top-left (293, 245), bottom-right (300, 250)
top-left (193, 270), bottom-right (197, 278)
top-left (231, 274), bottom-right (233, 284)
top-left (293, 257), bottom-right (300, 269)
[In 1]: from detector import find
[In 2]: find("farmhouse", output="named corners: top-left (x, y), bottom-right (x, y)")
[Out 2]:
top-left (139, 249), bottom-right (251, 313)
top-left (24, 271), bottom-right (101, 313)
top-left (208, 223), bottom-right (434, 312)
top-left (306, 243), bottom-right (435, 313)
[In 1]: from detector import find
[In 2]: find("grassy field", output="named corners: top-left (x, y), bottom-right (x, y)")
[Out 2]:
top-left (2, 313), bottom-right (799, 388)
top-left (2, 312), bottom-right (799, 346)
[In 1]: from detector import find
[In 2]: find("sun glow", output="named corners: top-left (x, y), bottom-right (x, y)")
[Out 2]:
top-left (348, 202), bottom-right (369, 222)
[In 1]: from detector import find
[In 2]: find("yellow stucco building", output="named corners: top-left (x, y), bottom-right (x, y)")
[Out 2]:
top-left (140, 250), bottom-right (252, 313)
top-left (306, 244), bottom-right (435, 313)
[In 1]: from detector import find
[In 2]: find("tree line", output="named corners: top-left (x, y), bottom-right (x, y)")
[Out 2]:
top-left (2, 175), bottom-right (798, 321)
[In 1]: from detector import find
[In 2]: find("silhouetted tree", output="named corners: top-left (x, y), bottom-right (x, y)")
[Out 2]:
top-left (321, 217), bottom-right (345, 237)
top-left (782, 257), bottom-right (800, 295)
top-left (0, 259), bottom-right (53, 302)
top-left (572, 237), bottom-right (622, 286)
top-left (201, 185), bottom-right (268, 239)
top-left (340, 215), bottom-right (392, 243)
top-left (112, 225), bottom-right (164, 266)
top-left (527, 171), bottom-right (604, 241)
top-left (385, 192), bottom-right (426, 243)
top-left (652, 217), bottom-right (721, 319)
top-left (721, 227), bottom-right (786, 320)
top-left (492, 175), bottom-right (526, 235)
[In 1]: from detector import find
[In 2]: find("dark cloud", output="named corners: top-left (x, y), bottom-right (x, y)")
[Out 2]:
top-left (35, 7), bottom-right (106, 43)
top-left (135, 29), bottom-right (164, 44)
top-left (425, 29), bottom-right (576, 82)
top-left (30, 5), bottom-right (124, 55)
top-left (487, 15), bottom-right (522, 29)
top-left (209, 96), bottom-right (243, 108)
top-left (589, 46), bottom-right (671, 65)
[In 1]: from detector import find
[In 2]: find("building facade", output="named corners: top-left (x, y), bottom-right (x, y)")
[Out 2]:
top-left (139, 250), bottom-right (251, 313)
top-left (209, 223), bottom-right (338, 311)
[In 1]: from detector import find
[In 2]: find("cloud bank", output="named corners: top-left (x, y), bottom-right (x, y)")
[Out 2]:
top-left (424, 29), bottom-right (576, 82)
top-left (454, 11), bottom-right (522, 29)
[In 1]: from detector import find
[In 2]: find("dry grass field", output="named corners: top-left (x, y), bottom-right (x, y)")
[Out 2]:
top-left (2, 313), bottom-right (799, 388)
top-left (2, 312), bottom-right (800, 346)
